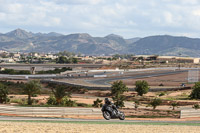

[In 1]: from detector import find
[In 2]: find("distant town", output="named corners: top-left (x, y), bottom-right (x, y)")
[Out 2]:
top-left (0, 50), bottom-right (200, 65)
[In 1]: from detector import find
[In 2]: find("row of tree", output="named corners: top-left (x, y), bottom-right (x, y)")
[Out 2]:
top-left (109, 80), bottom-right (200, 108)
top-left (1, 80), bottom-right (200, 108)
top-left (0, 80), bottom-right (74, 106)
top-left (56, 56), bottom-right (78, 64)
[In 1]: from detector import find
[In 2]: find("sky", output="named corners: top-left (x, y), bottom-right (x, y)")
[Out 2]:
top-left (1, 0), bottom-right (200, 38)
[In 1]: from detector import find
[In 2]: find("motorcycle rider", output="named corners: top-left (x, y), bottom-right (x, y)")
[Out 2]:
top-left (104, 98), bottom-right (118, 113)
top-left (101, 98), bottom-right (125, 120)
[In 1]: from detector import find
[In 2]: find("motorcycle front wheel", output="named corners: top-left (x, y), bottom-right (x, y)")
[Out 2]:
top-left (119, 112), bottom-right (125, 120)
top-left (103, 111), bottom-right (111, 120)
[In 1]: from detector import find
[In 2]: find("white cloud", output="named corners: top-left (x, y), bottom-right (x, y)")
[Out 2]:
top-left (0, 0), bottom-right (200, 38)
top-left (192, 10), bottom-right (200, 16)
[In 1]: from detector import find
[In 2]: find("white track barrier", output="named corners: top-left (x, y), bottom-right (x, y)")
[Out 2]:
top-left (0, 105), bottom-right (101, 117)
top-left (180, 109), bottom-right (200, 118)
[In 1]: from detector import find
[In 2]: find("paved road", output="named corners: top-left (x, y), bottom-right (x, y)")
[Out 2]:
top-left (0, 63), bottom-right (105, 71)
top-left (86, 70), bottom-right (188, 85)
top-left (0, 116), bottom-right (200, 124)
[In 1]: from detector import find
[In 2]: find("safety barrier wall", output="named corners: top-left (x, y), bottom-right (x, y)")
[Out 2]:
top-left (0, 105), bottom-right (101, 117)
top-left (180, 109), bottom-right (200, 118)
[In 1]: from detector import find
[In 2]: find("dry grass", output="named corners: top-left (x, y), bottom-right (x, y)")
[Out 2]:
top-left (0, 121), bottom-right (200, 133)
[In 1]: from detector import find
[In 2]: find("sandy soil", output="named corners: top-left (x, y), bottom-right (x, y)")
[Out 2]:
top-left (0, 121), bottom-right (199, 133)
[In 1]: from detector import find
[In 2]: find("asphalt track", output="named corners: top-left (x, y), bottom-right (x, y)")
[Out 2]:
top-left (86, 70), bottom-right (188, 85)
top-left (0, 116), bottom-right (200, 125)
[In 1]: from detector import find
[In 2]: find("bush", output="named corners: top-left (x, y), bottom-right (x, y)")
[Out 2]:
top-left (193, 104), bottom-right (200, 110)
top-left (149, 98), bottom-right (162, 110)
top-left (9, 98), bottom-right (27, 105)
top-left (159, 92), bottom-right (165, 97)
top-left (47, 95), bottom-right (77, 107)
top-left (190, 82), bottom-right (200, 99)
top-left (37, 67), bottom-right (72, 74)
top-left (0, 69), bottom-right (30, 75)
top-left (135, 80), bottom-right (149, 96)
top-left (32, 94), bottom-right (38, 97)
top-left (61, 96), bottom-right (77, 107)
top-left (47, 95), bottom-right (57, 105)
top-left (77, 103), bottom-right (92, 107)
top-left (170, 102), bottom-right (179, 110)
top-left (134, 100), bottom-right (140, 110)
top-left (65, 99), bottom-right (77, 107)
top-left (0, 83), bottom-right (9, 104)
top-left (159, 83), bottom-right (164, 86)
top-left (92, 98), bottom-right (103, 108)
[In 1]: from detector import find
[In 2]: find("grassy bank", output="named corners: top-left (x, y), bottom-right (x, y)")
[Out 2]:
top-left (1, 120), bottom-right (200, 126)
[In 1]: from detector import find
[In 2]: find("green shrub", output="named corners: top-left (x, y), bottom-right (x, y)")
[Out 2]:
top-left (135, 80), bottom-right (149, 96)
top-left (0, 83), bottom-right (9, 104)
top-left (193, 104), bottom-right (200, 110)
top-left (32, 99), bottom-right (39, 105)
top-left (47, 95), bottom-right (77, 107)
top-left (9, 98), bottom-right (27, 105)
top-left (0, 69), bottom-right (30, 75)
top-left (10, 98), bottom-right (22, 103)
top-left (47, 95), bottom-right (57, 105)
top-left (92, 98), bottom-right (103, 108)
top-left (65, 99), bottom-right (77, 107)
top-left (170, 102), bottom-right (179, 110)
top-left (190, 82), bottom-right (200, 99)
top-left (77, 103), bottom-right (92, 107)
top-left (134, 100), bottom-right (140, 110)
top-left (37, 67), bottom-right (72, 74)
top-left (149, 98), bottom-right (162, 110)
top-left (159, 92), bottom-right (165, 97)
top-left (32, 94), bottom-right (38, 97)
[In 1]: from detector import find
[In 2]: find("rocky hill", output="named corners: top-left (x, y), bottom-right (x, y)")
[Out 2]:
top-left (0, 29), bottom-right (200, 57)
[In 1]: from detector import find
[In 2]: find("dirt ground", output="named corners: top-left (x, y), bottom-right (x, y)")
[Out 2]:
top-left (0, 122), bottom-right (199, 133)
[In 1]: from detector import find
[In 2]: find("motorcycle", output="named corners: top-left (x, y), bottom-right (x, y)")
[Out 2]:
top-left (101, 104), bottom-right (125, 120)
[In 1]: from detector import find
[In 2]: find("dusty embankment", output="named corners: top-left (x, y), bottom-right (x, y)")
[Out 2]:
top-left (0, 121), bottom-right (200, 133)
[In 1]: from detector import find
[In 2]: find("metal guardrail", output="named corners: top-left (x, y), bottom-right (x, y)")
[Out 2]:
top-left (0, 105), bottom-right (101, 117)
top-left (180, 109), bottom-right (200, 118)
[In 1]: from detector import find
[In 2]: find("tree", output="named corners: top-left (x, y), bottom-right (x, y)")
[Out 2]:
top-left (149, 98), bottom-right (162, 110)
top-left (0, 83), bottom-right (9, 104)
top-left (72, 58), bottom-right (78, 63)
top-left (51, 85), bottom-right (70, 105)
top-left (23, 80), bottom-right (41, 105)
top-left (135, 80), bottom-right (150, 96)
top-left (170, 102), bottom-right (179, 110)
top-left (190, 82), bottom-right (200, 99)
top-left (111, 80), bottom-right (128, 107)
top-left (134, 100), bottom-right (140, 110)
top-left (56, 56), bottom-right (67, 63)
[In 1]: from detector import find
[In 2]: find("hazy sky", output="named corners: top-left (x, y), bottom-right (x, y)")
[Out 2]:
top-left (1, 0), bottom-right (200, 38)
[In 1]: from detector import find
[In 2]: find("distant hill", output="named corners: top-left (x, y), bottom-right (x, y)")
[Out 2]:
top-left (5, 28), bottom-right (34, 39)
top-left (1, 29), bottom-right (200, 57)
top-left (128, 35), bottom-right (200, 57)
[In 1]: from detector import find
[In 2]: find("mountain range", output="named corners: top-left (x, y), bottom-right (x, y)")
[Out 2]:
top-left (0, 28), bottom-right (200, 57)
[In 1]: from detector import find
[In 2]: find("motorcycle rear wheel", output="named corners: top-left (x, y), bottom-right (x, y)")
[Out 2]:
top-left (103, 111), bottom-right (111, 120)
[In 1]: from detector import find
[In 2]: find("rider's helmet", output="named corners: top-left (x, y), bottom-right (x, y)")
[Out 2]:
top-left (105, 98), bottom-right (111, 105)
